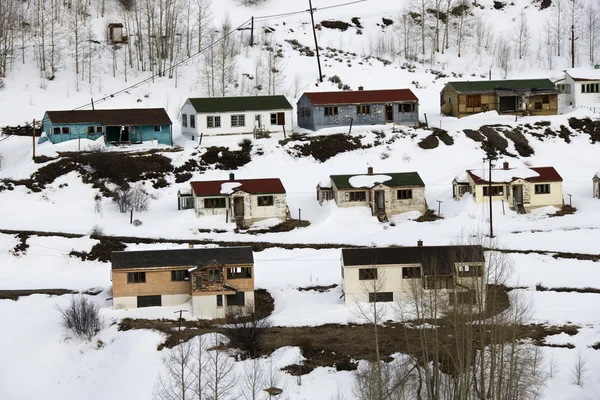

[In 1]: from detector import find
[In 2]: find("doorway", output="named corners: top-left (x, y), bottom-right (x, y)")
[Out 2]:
top-left (233, 197), bottom-right (244, 218)
top-left (375, 190), bottom-right (385, 212)
top-left (499, 96), bottom-right (518, 112)
top-left (137, 295), bottom-right (161, 308)
top-left (254, 115), bottom-right (262, 129)
top-left (512, 185), bottom-right (523, 205)
top-left (385, 104), bottom-right (394, 122)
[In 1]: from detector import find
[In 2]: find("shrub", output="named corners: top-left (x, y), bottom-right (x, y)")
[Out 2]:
top-left (223, 304), bottom-right (271, 358)
top-left (89, 224), bottom-right (104, 236)
top-left (57, 296), bottom-right (102, 340)
top-left (113, 184), bottom-right (150, 213)
top-left (238, 138), bottom-right (253, 153)
top-left (418, 134), bottom-right (439, 149)
top-left (320, 20), bottom-right (351, 31)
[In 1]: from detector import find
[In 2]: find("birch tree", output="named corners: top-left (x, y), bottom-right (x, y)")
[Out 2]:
top-left (513, 10), bottom-right (531, 60)
top-left (551, 0), bottom-right (566, 57)
top-left (216, 15), bottom-right (239, 96)
top-left (584, 4), bottom-right (599, 64)
top-left (205, 333), bottom-right (237, 400)
top-left (154, 340), bottom-right (196, 400)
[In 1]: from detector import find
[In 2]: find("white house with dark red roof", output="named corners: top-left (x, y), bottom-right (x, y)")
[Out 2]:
top-left (178, 174), bottom-right (289, 227)
top-left (563, 68), bottom-right (600, 107)
top-left (296, 87), bottom-right (419, 131)
top-left (452, 162), bottom-right (564, 213)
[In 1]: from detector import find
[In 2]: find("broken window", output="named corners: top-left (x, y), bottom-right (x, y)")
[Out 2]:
top-left (226, 292), bottom-right (245, 306)
top-left (356, 105), bottom-right (370, 114)
top-left (208, 269), bottom-right (221, 282)
top-left (348, 191), bottom-right (366, 201)
top-left (466, 95), bottom-right (481, 108)
top-left (402, 267), bottom-right (421, 278)
top-left (534, 184), bottom-right (550, 194)
top-left (257, 195), bottom-right (274, 206)
top-left (399, 103), bottom-right (415, 112)
top-left (424, 275), bottom-right (454, 289)
top-left (324, 106), bottom-right (339, 116)
top-left (127, 272), bottom-right (146, 283)
top-left (368, 292), bottom-right (393, 302)
top-left (482, 186), bottom-right (504, 196)
top-left (171, 270), bottom-right (190, 282)
top-left (397, 189), bottom-right (413, 199)
top-left (216, 295), bottom-right (223, 307)
top-left (204, 198), bottom-right (226, 209)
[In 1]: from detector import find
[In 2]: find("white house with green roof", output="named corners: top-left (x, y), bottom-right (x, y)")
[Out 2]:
top-left (317, 167), bottom-right (427, 221)
top-left (440, 79), bottom-right (559, 118)
top-left (180, 95), bottom-right (293, 139)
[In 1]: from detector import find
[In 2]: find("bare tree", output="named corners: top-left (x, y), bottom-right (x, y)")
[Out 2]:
top-left (396, 10), bottom-right (418, 61)
top-left (455, 0), bottom-right (470, 57)
top-left (544, 18), bottom-right (556, 69)
top-left (113, 184), bottom-right (151, 214)
top-left (57, 295), bottom-right (102, 340)
top-left (205, 333), bottom-right (237, 400)
top-left (216, 15), bottom-right (239, 96)
top-left (240, 358), bottom-right (266, 400)
top-left (571, 350), bottom-right (588, 387)
top-left (584, 4), bottom-right (599, 64)
top-left (513, 10), bottom-right (531, 60)
top-left (68, 0), bottom-right (88, 85)
top-left (224, 303), bottom-right (271, 358)
top-left (192, 335), bottom-right (209, 399)
top-left (551, 0), bottom-right (566, 57)
top-left (154, 340), bottom-right (196, 400)
top-left (495, 37), bottom-right (512, 78)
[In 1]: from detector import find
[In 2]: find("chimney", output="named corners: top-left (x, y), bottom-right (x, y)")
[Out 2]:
top-left (358, 86), bottom-right (364, 91)
top-left (229, 173), bottom-right (235, 181)
top-left (188, 243), bottom-right (194, 249)
top-left (367, 166), bottom-right (373, 175)
top-left (417, 240), bottom-right (423, 247)
top-left (503, 162), bottom-right (509, 170)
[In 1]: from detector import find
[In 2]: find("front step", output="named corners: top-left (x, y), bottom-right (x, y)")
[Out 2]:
top-left (377, 212), bottom-right (388, 222)
top-left (516, 204), bottom-right (526, 214)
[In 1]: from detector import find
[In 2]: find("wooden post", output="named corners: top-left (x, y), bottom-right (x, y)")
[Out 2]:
top-left (488, 157), bottom-right (494, 238)
top-left (348, 118), bottom-right (353, 134)
top-left (226, 209), bottom-right (229, 223)
top-left (501, 199), bottom-right (505, 215)
top-left (130, 209), bottom-right (133, 224)
top-left (424, 113), bottom-right (428, 128)
top-left (298, 208), bottom-right (301, 226)
top-left (250, 16), bottom-right (254, 46)
top-left (199, 132), bottom-right (203, 146)
top-left (308, 0), bottom-right (323, 82)
top-left (32, 119), bottom-right (36, 160)
top-left (282, 124), bottom-right (286, 138)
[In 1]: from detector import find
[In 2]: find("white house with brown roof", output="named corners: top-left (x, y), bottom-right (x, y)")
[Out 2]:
top-left (178, 174), bottom-right (289, 227)
top-left (317, 167), bottom-right (427, 221)
top-left (297, 88), bottom-right (419, 131)
top-left (453, 162), bottom-right (564, 213)
top-left (341, 242), bottom-right (486, 309)
top-left (563, 68), bottom-right (600, 107)
top-left (111, 246), bottom-right (255, 319)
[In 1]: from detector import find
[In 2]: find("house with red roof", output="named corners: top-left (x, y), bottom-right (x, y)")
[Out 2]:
top-left (178, 174), bottom-right (289, 227)
top-left (563, 68), bottom-right (600, 107)
top-left (452, 162), bottom-right (563, 213)
top-left (296, 87), bottom-right (419, 131)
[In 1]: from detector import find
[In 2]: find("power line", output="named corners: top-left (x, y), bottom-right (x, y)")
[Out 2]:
top-left (253, 0), bottom-right (367, 21)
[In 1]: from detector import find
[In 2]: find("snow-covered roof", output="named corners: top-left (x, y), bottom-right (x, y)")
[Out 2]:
top-left (595, 170), bottom-right (600, 179)
top-left (318, 179), bottom-right (332, 188)
top-left (469, 167), bottom-right (539, 183)
top-left (220, 182), bottom-right (242, 194)
top-left (348, 174), bottom-right (392, 188)
top-left (565, 68), bottom-right (600, 81)
top-left (454, 172), bottom-right (468, 183)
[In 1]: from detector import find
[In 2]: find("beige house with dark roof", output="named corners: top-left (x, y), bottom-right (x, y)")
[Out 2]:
top-left (453, 162), bottom-right (563, 213)
top-left (111, 246), bottom-right (255, 319)
top-left (317, 167), bottom-right (427, 221)
top-left (341, 243), bottom-right (486, 309)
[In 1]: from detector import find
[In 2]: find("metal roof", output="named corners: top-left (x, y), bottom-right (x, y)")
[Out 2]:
top-left (188, 95), bottom-right (292, 113)
top-left (45, 108), bottom-right (172, 125)
top-left (111, 247), bottom-right (254, 269)
top-left (467, 166), bottom-right (563, 184)
top-left (330, 171), bottom-right (425, 190)
top-left (302, 89), bottom-right (418, 106)
top-left (190, 178), bottom-right (286, 197)
top-left (447, 79), bottom-right (557, 93)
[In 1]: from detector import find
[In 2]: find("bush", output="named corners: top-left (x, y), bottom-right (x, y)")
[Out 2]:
top-left (113, 184), bottom-right (150, 213)
top-left (238, 138), bottom-right (253, 153)
top-left (89, 224), bottom-right (104, 236)
top-left (223, 304), bottom-right (271, 358)
top-left (320, 20), bottom-right (351, 31)
top-left (57, 296), bottom-right (102, 340)
top-left (418, 134), bottom-right (439, 149)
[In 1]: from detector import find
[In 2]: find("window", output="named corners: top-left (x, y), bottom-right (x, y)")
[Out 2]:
top-left (466, 95), bottom-right (481, 108)
top-left (449, 291), bottom-right (475, 305)
top-left (359, 268), bottom-right (378, 280)
top-left (482, 186), bottom-right (504, 197)
top-left (534, 184), bottom-right (550, 194)
top-left (270, 112), bottom-right (285, 125)
top-left (534, 102), bottom-right (543, 110)
top-left (96, 126), bottom-right (103, 133)
top-left (299, 108), bottom-right (305, 117)
top-left (137, 295), bottom-right (161, 307)
top-left (127, 272), bottom-right (146, 283)
top-left (368, 292), bottom-right (393, 302)
top-left (399, 103), bottom-right (415, 112)
top-left (424, 275), bottom-right (454, 289)
top-left (204, 198), bottom-right (226, 209)
top-left (582, 83), bottom-right (600, 93)
top-left (457, 264), bottom-right (482, 277)
top-left (87, 126), bottom-right (95, 134)
top-left (227, 267), bottom-right (252, 279)
top-left (180, 197), bottom-right (194, 210)
top-left (195, 276), bottom-right (202, 289)
top-left (61, 127), bottom-right (70, 134)
top-left (356, 105), bottom-right (370, 114)
top-left (171, 270), bottom-right (190, 281)
top-left (397, 189), bottom-right (413, 200)
top-left (231, 114), bottom-right (245, 127)
top-left (402, 267), bottom-right (421, 279)
top-left (190, 115), bottom-right (195, 128)
top-left (182, 113), bottom-right (188, 128)
top-left (542, 95), bottom-right (550, 104)
top-left (53, 127), bottom-right (60, 135)
top-left (208, 269), bottom-right (221, 282)
top-left (557, 84), bottom-right (571, 94)
top-left (217, 295), bottom-right (223, 307)
top-left (349, 191), bottom-right (366, 202)
top-left (257, 195), bottom-right (274, 206)
top-left (324, 106), bottom-right (339, 116)
top-left (154, 125), bottom-right (161, 132)
top-left (305, 108), bottom-right (311, 117)
top-left (448, 96), bottom-right (452, 104)
top-left (207, 116), bottom-right (221, 128)
top-left (226, 292), bottom-right (245, 306)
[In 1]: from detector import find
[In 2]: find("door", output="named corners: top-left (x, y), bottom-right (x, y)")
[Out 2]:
top-left (385, 104), bottom-right (394, 122)
top-left (137, 295), bottom-right (161, 308)
top-left (277, 112), bottom-right (285, 125)
top-left (120, 126), bottom-right (130, 142)
top-left (233, 197), bottom-right (244, 217)
top-left (513, 185), bottom-right (523, 205)
top-left (499, 96), bottom-right (518, 112)
top-left (376, 190), bottom-right (385, 211)
top-left (254, 115), bottom-right (262, 129)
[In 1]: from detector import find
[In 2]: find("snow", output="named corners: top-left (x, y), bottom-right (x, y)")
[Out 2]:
top-left (469, 167), bottom-right (540, 183)
top-left (1, 0), bottom-right (600, 397)
top-left (348, 174), bottom-right (392, 188)
top-left (565, 68), bottom-right (600, 81)
top-left (220, 182), bottom-right (242, 194)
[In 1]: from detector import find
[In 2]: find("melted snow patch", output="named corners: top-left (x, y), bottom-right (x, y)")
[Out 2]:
top-left (348, 174), bottom-right (392, 188)
top-left (220, 182), bottom-right (241, 194)
top-left (469, 168), bottom-right (539, 182)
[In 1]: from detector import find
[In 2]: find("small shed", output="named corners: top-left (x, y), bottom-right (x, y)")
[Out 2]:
top-left (108, 23), bottom-right (125, 44)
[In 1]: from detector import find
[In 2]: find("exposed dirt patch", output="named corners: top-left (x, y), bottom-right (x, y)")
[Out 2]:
top-left (281, 134), bottom-right (370, 162)
top-left (463, 129), bottom-right (485, 142)
top-left (69, 237), bottom-right (127, 263)
top-left (549, 205), bottom-right (577, 217)
top-left (0, 289), bottom-right (77, 300)
top-left (297, 284), bottom-right (338, 292)
top-left (536, 284), bottom-right (600, 294)
top-left (320, 20), bottom-right (352, 31)
top-left (569, 117), bottom-right (600, 143)
top-left (418, 133), bottom-right (439, 149)
top-left (242, 219), bottom-right (311, 235)
top-left (501, 128), bottom-right (534, 157)
top-left (415, 209), bottom-right (443, 222)
top-left (201, 146), bottom-right (252, 170)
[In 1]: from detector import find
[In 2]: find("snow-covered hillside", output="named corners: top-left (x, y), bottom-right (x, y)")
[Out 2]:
top-left (1, 0), bottom-right (600, 399)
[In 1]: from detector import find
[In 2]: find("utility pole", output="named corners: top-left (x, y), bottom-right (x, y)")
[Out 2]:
top-left (308, 0), bottom-right (323, 82)
top-left (571, 0), bottom-right (575, 68)
top-left (32, 119), bottom-right (36, 160)
top-left (485, 156), bottom-right (494, 238)
top-left (174, 309), bottom-right (188, 332)
top-left (250, 16), bottom-right (254, 46)
top-left (436, 200), bottom-right (443, 217)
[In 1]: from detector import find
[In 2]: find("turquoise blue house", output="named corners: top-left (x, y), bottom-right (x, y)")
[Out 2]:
top-left (42, 108), bottom-right (173, 145)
